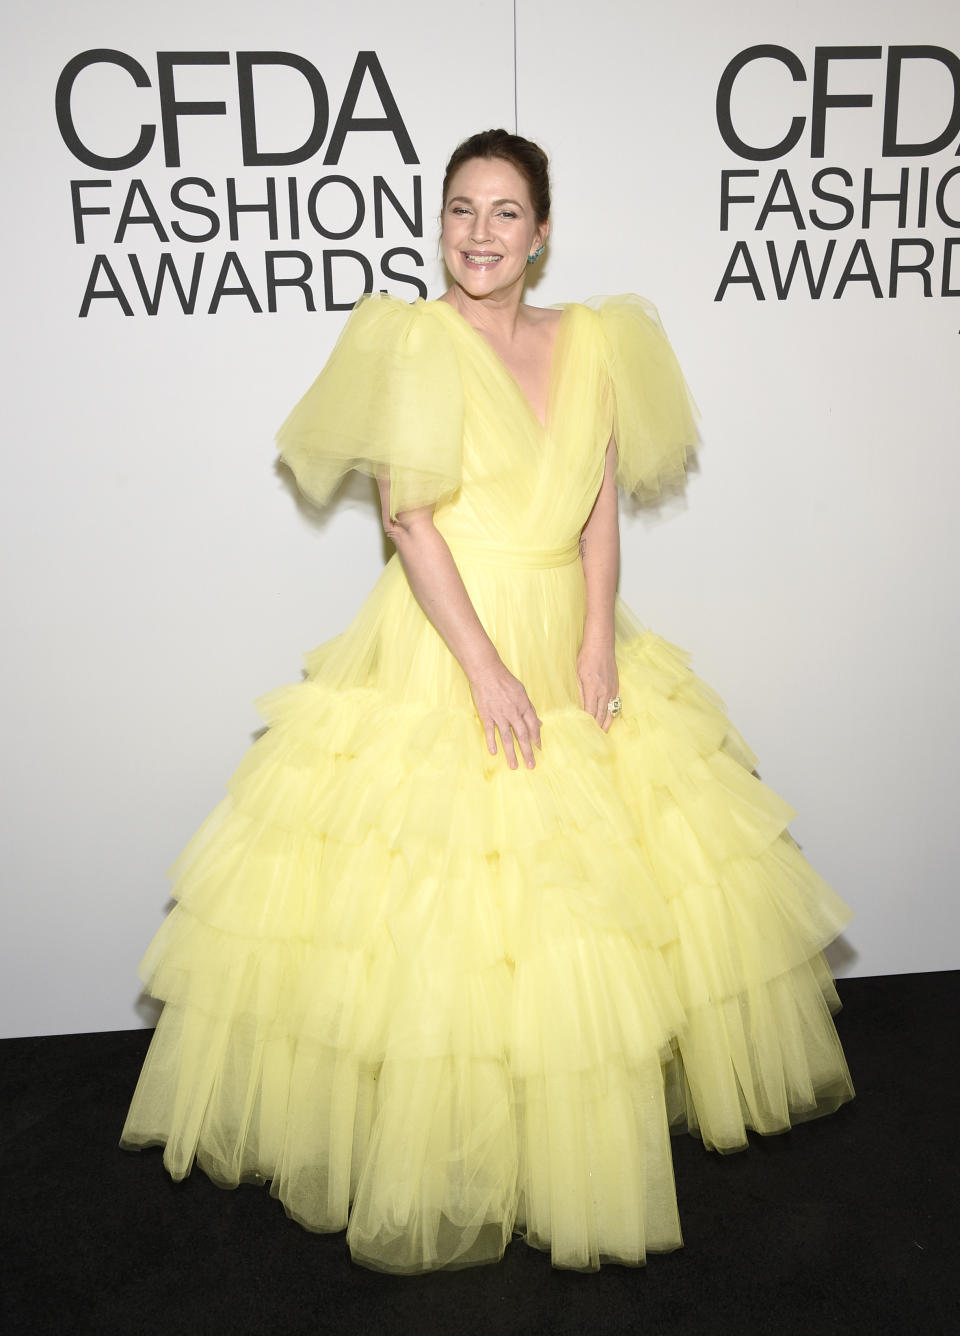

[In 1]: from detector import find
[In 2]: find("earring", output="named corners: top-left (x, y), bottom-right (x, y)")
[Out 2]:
top-left (526, 245), bottom-right (545, 265)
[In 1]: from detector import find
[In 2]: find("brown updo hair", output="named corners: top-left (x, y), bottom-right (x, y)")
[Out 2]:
top-left (442, 129), bottom-right (551, 225)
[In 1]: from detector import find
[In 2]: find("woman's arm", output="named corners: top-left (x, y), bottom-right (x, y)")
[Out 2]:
top-left (577, 438), bottom-right (620, 731)
top-left (377, 477), bottom-right (543, 769)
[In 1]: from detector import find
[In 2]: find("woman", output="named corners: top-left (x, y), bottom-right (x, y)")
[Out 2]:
top-left (120, 129), bottom-right (854, 1275)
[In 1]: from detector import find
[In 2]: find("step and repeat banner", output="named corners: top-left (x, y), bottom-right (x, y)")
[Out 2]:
top-left (1, 0), bottom-right (956, 1036)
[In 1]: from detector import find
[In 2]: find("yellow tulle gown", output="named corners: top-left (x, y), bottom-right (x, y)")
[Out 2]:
top-left (119, 292), bottom-right (854, 1274)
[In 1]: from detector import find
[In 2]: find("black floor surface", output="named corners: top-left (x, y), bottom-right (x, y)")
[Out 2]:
top-left (2, 972), bottom-right (957, 1335)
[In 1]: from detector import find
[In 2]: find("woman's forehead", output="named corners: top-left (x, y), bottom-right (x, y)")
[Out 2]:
top-left (446, 157), bottom-right (531, 200)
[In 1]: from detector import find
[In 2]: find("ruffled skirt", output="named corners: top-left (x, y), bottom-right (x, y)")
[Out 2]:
top-left (120, 554), bottom-right (853, 1273)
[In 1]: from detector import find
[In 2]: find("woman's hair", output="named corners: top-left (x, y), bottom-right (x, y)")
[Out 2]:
top-left (442, 130), bottom-right (551, 225)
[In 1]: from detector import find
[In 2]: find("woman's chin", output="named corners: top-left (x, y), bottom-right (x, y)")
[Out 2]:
top-left (450, 265), bottom-right (524, 301)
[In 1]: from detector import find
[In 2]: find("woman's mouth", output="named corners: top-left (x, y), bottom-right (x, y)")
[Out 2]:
top-left (462, 252), bottom-right (502, 269)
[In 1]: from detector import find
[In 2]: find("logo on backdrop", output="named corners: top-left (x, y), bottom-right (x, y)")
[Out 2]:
top-left (56, 49), bottom-right (426, 317)
top-left (714, 45), bottom-right (960, 316)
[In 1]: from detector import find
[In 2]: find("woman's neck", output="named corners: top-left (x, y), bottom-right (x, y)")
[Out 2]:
top-left (439, 281), bottom-right (528, 341)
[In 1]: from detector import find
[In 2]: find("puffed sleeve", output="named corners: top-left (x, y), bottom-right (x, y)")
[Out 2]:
top-left (590, 294), bottom-right (700, 501)
top-left (275, 292), bottom-right (464, 520)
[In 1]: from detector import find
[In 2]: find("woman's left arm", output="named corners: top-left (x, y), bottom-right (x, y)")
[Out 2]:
top-left (578, 437), bottom-right (620, 731)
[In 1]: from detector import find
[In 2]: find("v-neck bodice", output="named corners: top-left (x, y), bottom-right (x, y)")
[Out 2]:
top-left (428, 300), bottom-right (572, 434)
top-left (419, 298), bottom-right (610, 553)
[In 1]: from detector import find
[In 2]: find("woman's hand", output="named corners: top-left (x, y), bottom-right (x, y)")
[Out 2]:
top-left (577, 640), bottom-right (620, 732)
top-left (468, 661), bottom-right (543, 769)
top-left (377, 488), bottom-right (542, 770)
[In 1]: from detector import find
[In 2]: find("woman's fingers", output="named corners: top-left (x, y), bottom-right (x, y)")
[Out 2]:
top-left (469, 667), bottom-right (542, 769)
top-left (528, 706), bottom-right (543, 751)
top-left (491, 706), bottom-right (541, 770)
top-left (497, 720), bottom-right (519, 769)
top-left (515, 716), bottom-right (537, 769)
top-left (579, 684), bottom-right (619, 730)
top-left (580, 684), bottom-right (601, 725)
top-left (485, 663), bottom-right (620, 759)
top-left (498, 715), bottom-right (535, 769)
top-left (576, 647), bottom-right (620, 731)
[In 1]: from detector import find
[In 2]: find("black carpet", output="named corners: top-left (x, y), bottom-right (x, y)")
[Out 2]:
top-left (2, 972), bottom-right (956, 1335)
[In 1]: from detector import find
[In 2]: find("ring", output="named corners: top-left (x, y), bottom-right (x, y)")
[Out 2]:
top-left (607, 696), bottom-right (622, 717)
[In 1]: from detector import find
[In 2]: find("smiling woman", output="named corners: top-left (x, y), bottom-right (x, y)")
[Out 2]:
top-left (119, 127), bottom-right (854, 1275)
top-left (441, 129), bottom-right (550, 284)
top-left (438, 139), bottom-right (556, 431)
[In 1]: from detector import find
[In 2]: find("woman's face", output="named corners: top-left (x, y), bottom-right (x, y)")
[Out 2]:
top-left (441, 156), bottom-right (548, 304)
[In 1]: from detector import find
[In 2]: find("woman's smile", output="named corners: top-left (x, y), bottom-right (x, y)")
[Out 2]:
top-left (462, 251), bottom-right (503, 268)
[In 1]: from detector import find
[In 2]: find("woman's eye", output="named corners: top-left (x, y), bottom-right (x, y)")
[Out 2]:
top-left (498, 211), bottom-right (517, 219)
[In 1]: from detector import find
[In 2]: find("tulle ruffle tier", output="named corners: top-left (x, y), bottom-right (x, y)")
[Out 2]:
top-left (120, 623), bottom-right (853, 1273)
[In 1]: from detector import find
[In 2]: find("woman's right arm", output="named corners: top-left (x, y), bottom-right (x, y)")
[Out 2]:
top-left (377, 478), bottom-right (542, 769)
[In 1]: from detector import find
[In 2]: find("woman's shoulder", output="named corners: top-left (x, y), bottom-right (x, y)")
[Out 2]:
top-left (590, 293), bottom-right (699, 500)
top-left (533, 294), bottom-right (667, 344)
top-left (520, 302), bottom-right (565, 329)
top-left (567, 295), bottom-right (681, 363)
top-left (561, 293), bottom-right (664, 323)
top-left (341, 288), bottom-right (428, 333)
top-left (333, 290), bottom-right (460, 364)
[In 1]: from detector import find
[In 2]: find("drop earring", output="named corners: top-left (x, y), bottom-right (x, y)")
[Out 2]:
top-left (526, 245), bottom-right (545, 265)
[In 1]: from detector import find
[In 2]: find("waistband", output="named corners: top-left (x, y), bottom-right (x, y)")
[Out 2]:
top-left (443, 534), bottom-right (582, 569)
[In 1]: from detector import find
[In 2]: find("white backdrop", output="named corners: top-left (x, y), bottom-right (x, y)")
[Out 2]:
top-left (2, 0), bottom-right (957, 1039)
